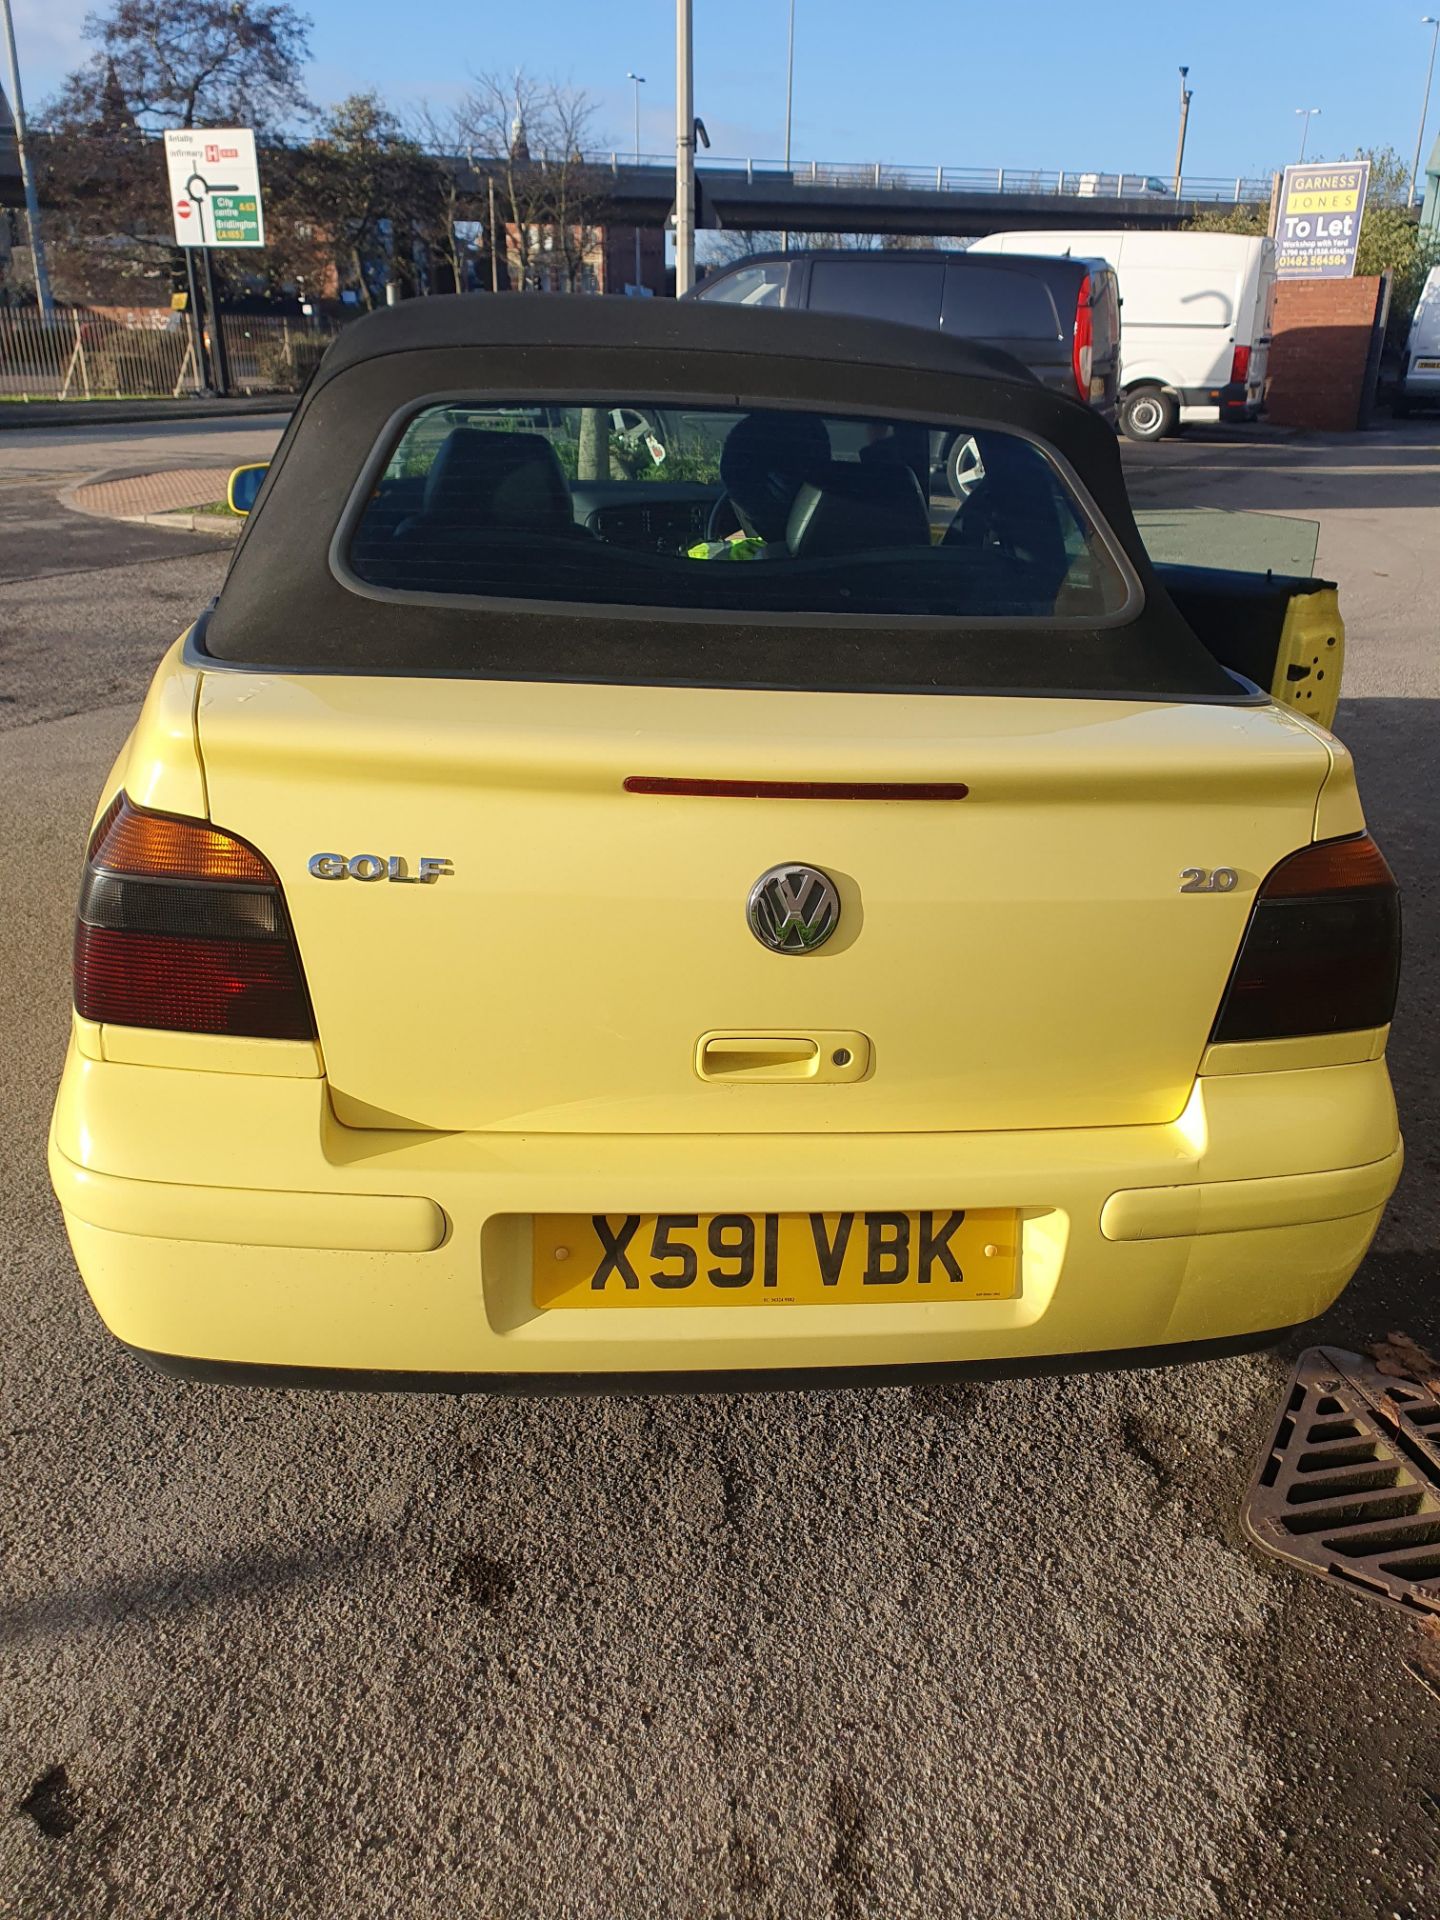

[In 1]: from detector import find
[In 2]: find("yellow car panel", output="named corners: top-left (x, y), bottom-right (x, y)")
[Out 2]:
top-left (193, 668), bottom-right (1333, 1138)
top-left (1270, 584), bottom-right (1344, 730)
top-left (50, 1037), bottom-right (1400, 1379)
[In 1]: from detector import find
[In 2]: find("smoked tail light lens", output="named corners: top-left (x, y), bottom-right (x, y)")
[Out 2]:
top-left (1072, 273), bottom-right (1094, 403)
top-left (74, 795), bottom-right (315, 1040)
top-left (1211, 834), bottom-right (1400, 1045)
top-left (1230, 343), bottom-right (1252, 385)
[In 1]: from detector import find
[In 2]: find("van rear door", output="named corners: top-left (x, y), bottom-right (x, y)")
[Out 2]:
top-left (1233, 239), bottom-right (1276, 415)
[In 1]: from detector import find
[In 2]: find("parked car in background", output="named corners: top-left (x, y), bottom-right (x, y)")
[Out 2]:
top-left (692, 248), bottom-right (1122, 471)
top-left (971, 230), bottom-right (1275, 440)
top-left (1393, 264), bottom-right (1440, 416)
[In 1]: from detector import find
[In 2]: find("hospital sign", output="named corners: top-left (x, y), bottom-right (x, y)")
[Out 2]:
top-left (164, 128), bottom-right (266, 249)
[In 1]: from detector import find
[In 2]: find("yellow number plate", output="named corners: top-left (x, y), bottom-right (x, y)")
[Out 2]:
top-left (532, 1210), bottom-right (1019, 1309)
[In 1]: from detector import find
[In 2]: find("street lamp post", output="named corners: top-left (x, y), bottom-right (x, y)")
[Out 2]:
top-left (675, 0), bottom-right (695, 295)
top-left (1296, 106), bottom-right (1321, 162)
top-left (626, 70), bottom-right (646, 290)
top-left (1172, 65), bottom-right (1193, 197)
top-left (782, 0), bottom-right (796, 250)
top-left (0, 0), bottom-right (55, 316)
top-left (1410, 16), bottom-right (1440, 207)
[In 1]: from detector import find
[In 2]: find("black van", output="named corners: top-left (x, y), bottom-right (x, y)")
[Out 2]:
top-left (694, 249), bottom-right (1122, 442)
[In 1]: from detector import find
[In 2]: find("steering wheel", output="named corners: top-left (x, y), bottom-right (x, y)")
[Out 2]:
top-left (948, 488), bottom-right (1021, 565)
top-left (608, 406), bottom-right (661, 450)
top-left (705, 492), bottom-right (744, 542)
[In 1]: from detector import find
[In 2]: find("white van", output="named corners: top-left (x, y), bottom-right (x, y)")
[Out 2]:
top-left (1394, 264), bottom-right (1440, 416)
top-left (970, 230), bottom-right (1275, 441)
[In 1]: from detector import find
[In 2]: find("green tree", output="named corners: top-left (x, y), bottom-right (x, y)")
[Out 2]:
top-left (26, 0), bottom-right (311, 303)
top-left (1347, 149), bottom-right (1440, 333)
top-left (1188, 202), bottom-right (1269, 237)
top-left (271, 94), bottom-right (451, 307)
top-left (1189, 148), bottom-right (1439, 341)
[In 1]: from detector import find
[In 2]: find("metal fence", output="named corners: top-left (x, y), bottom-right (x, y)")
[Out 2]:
top-left (0, 306), bottom-right (341, 401)
top-left (217, 313), bottom-right (340, 394)
top-left (590, 151), bottom-right (1278, 204)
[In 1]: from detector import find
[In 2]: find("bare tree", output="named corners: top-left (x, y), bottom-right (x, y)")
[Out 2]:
top-left (407, 100), bottom-right (474, 292)
top-left (270, 93), bottom-right (451, 307)
top-left (453, 72), bottom-right (611, 292)
top-left (48, 0), bottom-right (312, 133)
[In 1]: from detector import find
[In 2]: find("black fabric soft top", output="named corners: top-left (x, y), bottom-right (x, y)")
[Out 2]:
top-left (201, 294), bottom-right (1246, 702)
top-left (304, 290), bottom-right (1044, 391)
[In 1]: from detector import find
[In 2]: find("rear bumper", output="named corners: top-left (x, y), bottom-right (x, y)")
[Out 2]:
top-left (1179, 380), bottom-right (1257, 419)
top-left (50, 1040), bottom-right (1402, 1387)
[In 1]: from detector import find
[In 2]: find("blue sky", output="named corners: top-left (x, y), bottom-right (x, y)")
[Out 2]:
top-left (13, 0), bottom-right (1439, 182)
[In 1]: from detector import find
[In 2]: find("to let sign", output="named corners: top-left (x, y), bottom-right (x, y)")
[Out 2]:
top-left (164, 128), bottom-right (265, 248)
top-left (1275, 161), bottom-right (1370, 280)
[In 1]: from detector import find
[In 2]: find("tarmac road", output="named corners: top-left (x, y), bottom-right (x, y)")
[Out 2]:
top-left (1, 419), bottom-right (1437, 1920)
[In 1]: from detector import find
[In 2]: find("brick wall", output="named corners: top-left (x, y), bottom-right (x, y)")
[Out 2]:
top-left (1267, 276), bottom-right (1383, 431)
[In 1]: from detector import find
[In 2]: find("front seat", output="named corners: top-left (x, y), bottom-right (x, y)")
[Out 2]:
top-left (713, 409), bottom-right (832, 542)
top-left (417, 428), bottom-right (580, 535)
top-left (785, 463), bottom-right (932, 560)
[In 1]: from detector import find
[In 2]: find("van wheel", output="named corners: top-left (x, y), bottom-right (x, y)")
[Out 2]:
top-left (1119, 387), bottom-right (1177, 442)
top-left (1391, 391), bottom-right (1412, 418)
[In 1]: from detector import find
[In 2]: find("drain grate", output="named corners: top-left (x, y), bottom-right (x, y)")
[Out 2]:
top-left (1244, 1343), bottom-right (1440, 1619)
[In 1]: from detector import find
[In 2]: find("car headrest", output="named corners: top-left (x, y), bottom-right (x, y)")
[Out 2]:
top-left (720, 409), bottom-right (833, 542)
top-left (786, 463), bottom-right (932, 559)
top-left (423, 428), bottom-right (574, 533)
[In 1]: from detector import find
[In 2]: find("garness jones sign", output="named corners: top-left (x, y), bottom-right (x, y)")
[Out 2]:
top-left (1275, 160), bottom-right (1370, 280)
top-left (164, 129), bottom-right (265, 248)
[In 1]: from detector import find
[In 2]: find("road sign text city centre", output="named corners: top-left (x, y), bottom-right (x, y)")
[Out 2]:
top-left (164, 129), bottom-right (265, 249)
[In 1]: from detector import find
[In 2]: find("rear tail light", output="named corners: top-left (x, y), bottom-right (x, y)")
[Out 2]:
top-left (1072, 273), bottom-right (1094, 403)
top-left (74, 795), bottom-right (315, 1040)
top-left (1211, 834), bottom-right (1400, 1045)
top-left (1230, 344), bottom-right (1252, 385)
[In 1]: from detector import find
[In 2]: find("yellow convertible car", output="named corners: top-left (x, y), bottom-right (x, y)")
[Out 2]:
top-left (49, 297), bottom-right (1402, 1389)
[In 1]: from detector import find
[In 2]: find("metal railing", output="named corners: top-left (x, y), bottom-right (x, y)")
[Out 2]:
top-left (0, 306), bottom-right (340, 400)
top-left (218, 313), bottom-right (340, 393)
top-left (585, 151), bottom-right (1276, 203)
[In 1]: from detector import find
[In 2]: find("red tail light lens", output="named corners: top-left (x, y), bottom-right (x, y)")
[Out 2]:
top-left (1072, 273), bottom-right (1094, 402)
top-left (1230, 344), bottom-right (1252, 385)
top-left (1211, 834), bottom-right (1400, 1045)
top-left (74, 796), bottom-right (315, 1039)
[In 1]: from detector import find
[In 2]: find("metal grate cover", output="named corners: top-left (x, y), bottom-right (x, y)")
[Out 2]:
top-left (1244, 1343), bottom-right (1440, 1619)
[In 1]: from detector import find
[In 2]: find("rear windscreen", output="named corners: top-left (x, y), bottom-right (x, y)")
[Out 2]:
top-left (343, 401), bottom-right (1135, 623)
top-left (941, 266), bottom-right (1062, 340)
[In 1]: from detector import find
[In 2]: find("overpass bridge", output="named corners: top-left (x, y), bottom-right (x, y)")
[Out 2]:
top-left (454, 152), bottom-right (1274, 239)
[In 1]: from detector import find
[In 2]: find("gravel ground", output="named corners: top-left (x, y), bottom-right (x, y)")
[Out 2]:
top-left (1, 420), bottom-right (1437, 1919)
